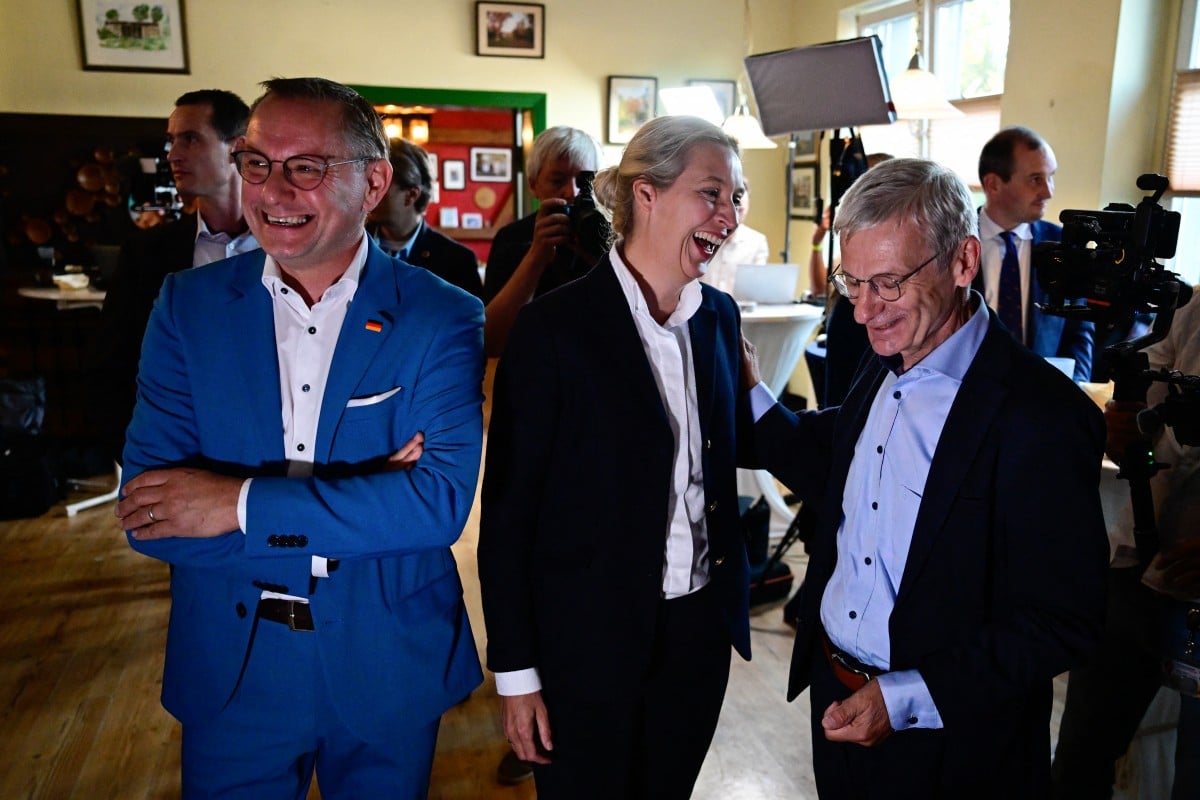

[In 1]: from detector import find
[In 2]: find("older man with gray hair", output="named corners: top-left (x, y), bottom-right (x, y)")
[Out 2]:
top-left (744, 158), bottom-right (1109, 798)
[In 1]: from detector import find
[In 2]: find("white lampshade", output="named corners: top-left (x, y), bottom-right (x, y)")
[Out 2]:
top-left (659, 86), bottom-right (726, 126)
top-left (722, 103), bottom-right (778, 150)
top-left (891, 53), bottom-right (963, 121)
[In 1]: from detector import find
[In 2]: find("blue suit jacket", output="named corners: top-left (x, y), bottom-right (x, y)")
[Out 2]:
top-left (123, 239), bottom-right (484, 743)
top-left (479, 259), bottom-right (754, 700)
top-left (976, 218), bottom-right (1095, 381)
top-left (753, 307), bottom-right (1108, 796)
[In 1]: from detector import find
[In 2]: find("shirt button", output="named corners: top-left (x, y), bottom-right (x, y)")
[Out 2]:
top-left (297, 443), bottom-right (306, 452)
top-left (865, 556), bottom-right (872, 565)
top-left (876, 445), bottom-right (883, 454)
top-left (871, 501), bottom-right (878, 510)
top-left (908, 716), bottom-right (919, 725)
top-left (301, 384), bottom-right (310, 392)
top-left (849, 610), bottom-right (857, 619)
top-left (308, 326), bottom-right (317, 335)
top-left (281, 287), bottom-right (289, 294)
top-left (893, 390), bottom-right (902, 400)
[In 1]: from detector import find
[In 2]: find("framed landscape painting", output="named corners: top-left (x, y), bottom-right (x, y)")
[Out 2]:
top-left (76, 0), bottom-right (189, 73)
top-left (476, 2), bottom-right (545, 58)
top-left (607, 76), bottom-right (657, 144)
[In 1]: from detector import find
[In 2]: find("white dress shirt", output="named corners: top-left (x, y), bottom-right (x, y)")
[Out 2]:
top-left (978, 207), bottom-right (1032, 321)
top-left (236, 233), bottom-right (369, 602)
top-left (192, 213), bottom-right (259, 267)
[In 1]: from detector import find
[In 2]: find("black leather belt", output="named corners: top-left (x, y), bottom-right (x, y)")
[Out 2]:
top-left (821, 631), bottom-right (884, 691)
top-left (257, 598), bottom-right (315, 631)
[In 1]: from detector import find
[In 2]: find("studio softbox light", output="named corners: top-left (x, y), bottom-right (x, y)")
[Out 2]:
top-left (744, 36), bottom-right (895, 136)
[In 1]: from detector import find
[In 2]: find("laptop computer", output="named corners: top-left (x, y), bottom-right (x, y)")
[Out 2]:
top-left (732, 263), bottom-right (801, 305)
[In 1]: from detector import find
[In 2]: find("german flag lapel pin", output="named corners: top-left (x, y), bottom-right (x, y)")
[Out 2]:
top-left (365, 319), bottom-right (384, 333)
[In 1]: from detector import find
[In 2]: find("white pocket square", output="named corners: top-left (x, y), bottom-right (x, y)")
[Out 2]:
top-left (346, 386), bottom-right (403, 408)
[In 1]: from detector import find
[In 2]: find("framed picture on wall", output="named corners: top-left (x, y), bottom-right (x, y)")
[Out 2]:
top-left (75, 0), bottom-right (190, 73)
top-left (470, 148), bottom-right (512, 182)
top-left (476, 2), bottom-right (545, 58)
top-left (790, 164), bottom-right (818, 220)
top-left (461, 212), bottom-right (484, 230)
top-left (443, 160), bottom-right (466, 191)
top-left (792, 130), bottom-right (819, 162)
top-left (607, 76), bottom-right (657, 144)
top-left (686, 79), bottom-right (737, 119)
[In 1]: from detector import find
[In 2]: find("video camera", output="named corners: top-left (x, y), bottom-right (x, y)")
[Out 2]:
top-left (562, 170), bottom-right (611, 259)
top-left (1035, 173), bottom-right (1198, 562)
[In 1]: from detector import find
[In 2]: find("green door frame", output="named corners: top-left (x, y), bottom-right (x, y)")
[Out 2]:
top-left (350, 85), bottom-right (546, 219)
top-left (349, 85), bottom-right (546, 137)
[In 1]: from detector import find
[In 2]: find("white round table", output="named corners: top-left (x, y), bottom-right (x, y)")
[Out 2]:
top-left (740, 302), bottom-right (824, 524)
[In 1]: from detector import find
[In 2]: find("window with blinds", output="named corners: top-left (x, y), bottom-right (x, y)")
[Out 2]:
top-left (1166, 70), bottom-right (1200, 193)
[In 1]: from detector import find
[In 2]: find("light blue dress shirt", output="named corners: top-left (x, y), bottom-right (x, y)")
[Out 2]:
top-left (751, 293), bottom-right (990, 731)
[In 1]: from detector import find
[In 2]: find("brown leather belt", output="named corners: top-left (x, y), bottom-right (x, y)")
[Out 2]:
top-left (257, 598), bottom-right (315, 631)
top-left (821, 632), bottom-right (883, 691)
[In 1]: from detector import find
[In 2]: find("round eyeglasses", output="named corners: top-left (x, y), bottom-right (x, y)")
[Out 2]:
top-left (832, 251), bottom-right (941, 302)
top-left (232, 151), bottom-right (373, 191)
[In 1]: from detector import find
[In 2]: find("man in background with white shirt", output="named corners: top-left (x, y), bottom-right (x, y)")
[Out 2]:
top-left (95, 89), bottom-right (259, 461)
top-left (976, 126), bottom-right (1094, 381)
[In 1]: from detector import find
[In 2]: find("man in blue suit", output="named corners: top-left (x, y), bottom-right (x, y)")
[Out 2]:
top-left (977, 126), bottom-right (1094, 381)
top-left (116, 77), bottom-right (484, 798)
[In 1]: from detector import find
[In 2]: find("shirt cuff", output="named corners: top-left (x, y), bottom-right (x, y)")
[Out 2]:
top-left (494, 668), bottom-right (542, 696)
top-left (749, 381), bottom-right (776, 422)
top-left (237, 478), bottom-right (252, 533)
top-left (876, 669), bottom-right (944, 731)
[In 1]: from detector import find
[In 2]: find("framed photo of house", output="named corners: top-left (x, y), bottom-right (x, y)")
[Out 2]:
top-left (443, 160), bottom-right (466, 191)
top-left (476, 2), bottom-right (545, 58)
top-left (607, 76), bottom-right (658, 144)
top-left (792, 130), bottom-right (819, 162)
top-left (790, 164), bottom-right (819, 220)
top-left (470, 148), bottom-right (512, 182)
top-left (686, 79), bottom-right (737, 119)
top-left (76, 0), bottom-right (190, 73)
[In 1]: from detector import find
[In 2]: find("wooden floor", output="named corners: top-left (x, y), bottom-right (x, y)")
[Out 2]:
top-left (0, 403), bottom-right (1176, 798)
top-left (0, 471), bottom-right (817, 799)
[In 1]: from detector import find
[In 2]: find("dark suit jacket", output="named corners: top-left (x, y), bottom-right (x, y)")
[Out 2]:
top-left (123, 241), bottom-right (485, 741)
top-left (371, 221), bottom-right (483, 298)
top-left (479, 259), bottom-right (753, 701)
top-left (754, 307), bottom-right (1108, 797)
top-left (92, 213), bottom-right (199, 461)
top-left (976, 217), bottom-right (1095, 381)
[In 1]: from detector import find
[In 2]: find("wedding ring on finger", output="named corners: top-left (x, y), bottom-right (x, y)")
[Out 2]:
top-left (147, 506), bottom-right (157, 524)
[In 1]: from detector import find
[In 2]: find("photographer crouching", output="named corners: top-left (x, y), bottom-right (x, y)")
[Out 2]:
top-left (1052, 284), bottom-right (1200, 800)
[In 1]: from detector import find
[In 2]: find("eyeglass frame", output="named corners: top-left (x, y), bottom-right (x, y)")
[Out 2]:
top-left (231, 150), bottom-right (375, 191)
top-left (832, 250), bottom-right (943, 302)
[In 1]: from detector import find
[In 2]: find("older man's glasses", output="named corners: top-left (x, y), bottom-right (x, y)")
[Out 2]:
top-left (833, 251), bottom-right (941, 302)
top-left (232, 151), bottom-right (372, 191)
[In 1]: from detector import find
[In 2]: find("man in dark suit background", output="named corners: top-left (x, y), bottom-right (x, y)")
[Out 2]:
top-left (977, 126), bottom-right (1094, 381)
top-left (94, 89), bottom-right (257, 462)
top-left (368, 137), bottom-right (483, 298)
top-left (746, 158), bottom-right (1109, 798)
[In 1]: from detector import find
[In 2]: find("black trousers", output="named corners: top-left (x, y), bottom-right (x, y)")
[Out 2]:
top-left (1051, 566), bottom-right (1171, 800)
top-left (533, 585), bottom-right (732, 800)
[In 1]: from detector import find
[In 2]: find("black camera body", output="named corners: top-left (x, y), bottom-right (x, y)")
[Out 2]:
top-left (560, 170), bottom-right (611, 259)
top-left (1034, 173), bottom-right (1183, 325)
